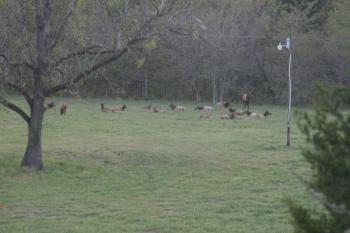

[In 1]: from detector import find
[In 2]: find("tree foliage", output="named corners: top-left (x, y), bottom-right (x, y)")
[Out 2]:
top-left (289, 85), bottom-right (350, 233)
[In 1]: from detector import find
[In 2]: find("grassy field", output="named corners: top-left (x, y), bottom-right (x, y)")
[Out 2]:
top-left (0, 97), bottom-right (316, 233)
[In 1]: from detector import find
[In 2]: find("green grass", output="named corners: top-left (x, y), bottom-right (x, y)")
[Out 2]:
top-left (0, 97), bottom-right (315, 233)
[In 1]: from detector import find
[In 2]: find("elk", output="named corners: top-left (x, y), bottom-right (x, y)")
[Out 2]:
top-left (229, 108), bottom-right (250, 116)
top-left (250, 110), bottom-right (271, 119)
top-left (60, 103), bottom-right (67, 115)
top-left (203, 106), bottom-right (213, 112)
top-left (175, 105), bottom-right (186, 111)
top-left (169, 103), bottom-right (177, 110)
top-left (242, 87), bottom-right (255, 112)
top-left (216, 101), bottom-right (230, 109)
top-left (242, 93), bottom-right (250, 112)
top-left (101, 104), bottom-right (114, 112)
top-left (112, 104), bottom-right (127, 112)
top-left (195, 105), bottom-right (204, 110)
top-left (145, 104), bottom-right (153, 110)
top-left (200, 113), bottom-right (212, 119)
top-left (170, 103), bottom-right (185, 111)
top-left (153, 106), bottom-right (165, 113)
top-left (45, 101), bottom-right (55, 110)
top-left (220, 114), bottom-right (230, 120)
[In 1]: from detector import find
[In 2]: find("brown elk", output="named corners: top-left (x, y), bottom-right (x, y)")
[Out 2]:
top-left (45, 101), bottom-right (55, 110)
top-left (242, 93), bottom-right (250, 112)
top-left (60, 103), bottom-right (67, 115)
top-left (242, 87), bottom-right (254, 112)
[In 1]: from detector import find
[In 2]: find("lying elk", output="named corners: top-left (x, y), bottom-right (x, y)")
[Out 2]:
top-left (153, 106), bottom-right (165, 113)
top-left (112, 104), bottom-right (127, 112)
top-left (175, 105), bottom-right (186, 111)
top-left (250, 110), bottom-right (271, 119)
top-left (195, 105), bottom-right (204, 110)
top-left (216, 101), bottom-right (230, 109)
top-left (169, 103), bottom-right (177, 110)
top-left (45, 101), bottom-right (55, 109)
top-left (229, 108), bottom-right (250, 116)
top-left (101, 104), bottom-right (114, 112)
top-left (200, 113), bottom-right (213, 119)
top-left (170, 103), bottom-right (185, 111)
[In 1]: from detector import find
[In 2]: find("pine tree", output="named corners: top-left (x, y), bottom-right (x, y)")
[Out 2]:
top-left (289, 85), bottom-right (350, 233)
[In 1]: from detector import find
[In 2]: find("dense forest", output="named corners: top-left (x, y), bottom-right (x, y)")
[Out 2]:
top-left (1, 0), bottom-right (350, 104)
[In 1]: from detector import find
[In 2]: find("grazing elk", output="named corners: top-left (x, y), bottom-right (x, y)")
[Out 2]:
top-left (60, 103), bottom-right (67, 115)
top-left (250, 110), bottom-right (271, 119)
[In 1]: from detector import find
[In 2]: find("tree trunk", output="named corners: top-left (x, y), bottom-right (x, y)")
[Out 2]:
top-left (212, 73), bottom-right (217, 104)
top-left (219, 77), bottom-right (225, 102)
top-left (21, 96), bottom-right (45, 169)
top-left (144, 70), bottom-right (148, 99)
top-left (195, 89), bottom-right (201, 102)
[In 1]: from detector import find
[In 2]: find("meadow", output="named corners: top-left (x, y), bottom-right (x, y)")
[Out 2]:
top-left (0, 97), bottom-right (316, 233)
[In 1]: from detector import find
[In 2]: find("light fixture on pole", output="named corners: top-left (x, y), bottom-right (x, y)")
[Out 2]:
top-left (277, 35), bottom-right (293, 147)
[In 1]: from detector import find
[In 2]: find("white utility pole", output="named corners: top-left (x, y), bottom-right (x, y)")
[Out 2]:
top-left (278, 27), bottom-right (293, 147)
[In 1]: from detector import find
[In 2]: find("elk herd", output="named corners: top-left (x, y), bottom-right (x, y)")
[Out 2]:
top-left (144, 92), bottom-right (271, 120)
top-left (43, 93), bottom-right (271, 120)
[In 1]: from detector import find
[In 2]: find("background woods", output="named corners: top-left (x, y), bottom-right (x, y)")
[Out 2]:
top-left (1, 0), bottom-right (350, 104)
top-left (30, 0), bottom-right (349, 104)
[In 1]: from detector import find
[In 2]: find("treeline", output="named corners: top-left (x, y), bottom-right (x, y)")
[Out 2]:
top-left (2, 0), bottom-right (350, 104)
top-left (75, 0), bottom-right (350, 104)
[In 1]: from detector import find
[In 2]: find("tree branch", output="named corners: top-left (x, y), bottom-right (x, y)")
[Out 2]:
top-left (0, 95), bottom-right (30, 124)
top-left (53, 45), bottom-right (112, 66)
top-left (150, 0), bottom-right (160, 16)
top-left (44, 47), bottom-right (129, 96)
top-left (44, 0), bottom-right (176, 97)
top-left (6, 83), bottom-right (33, 108)
top-left (0, 54), bottom-right (34, 71)
top-left (48, 0), bottom-right (77, 51)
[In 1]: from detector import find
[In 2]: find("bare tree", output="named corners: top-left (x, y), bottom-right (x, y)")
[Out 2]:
top-left (0, 0), bottom-right (177, 169)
